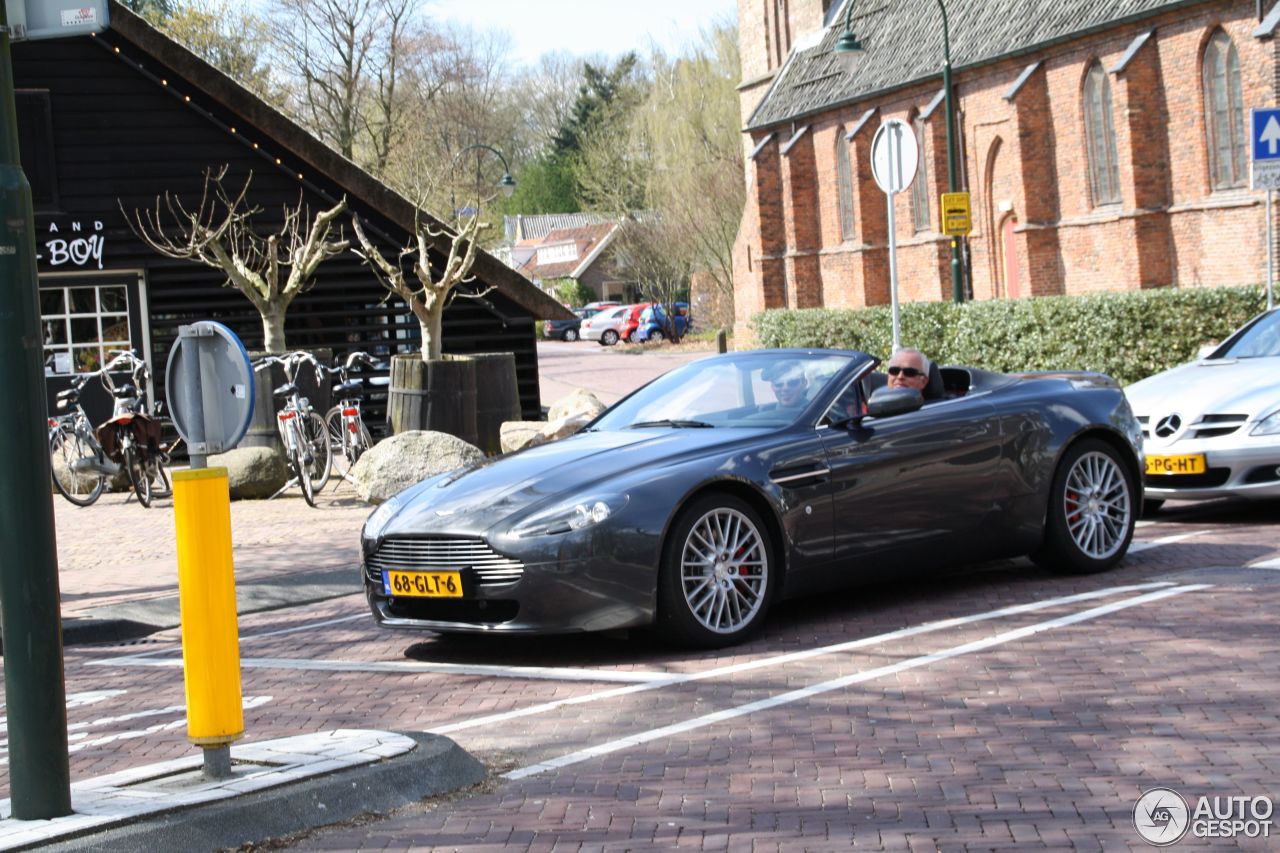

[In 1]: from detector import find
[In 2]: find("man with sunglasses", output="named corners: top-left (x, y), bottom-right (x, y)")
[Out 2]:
top-left (885, 347), bottom-right (931, 394)
top-left (762, 360), bottom-right (810, 408)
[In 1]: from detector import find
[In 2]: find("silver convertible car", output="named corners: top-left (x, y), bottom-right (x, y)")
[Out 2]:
top-left (360, 349), bottom-right (1143, 648)
top-left (1126, 308), bottom-right (1280, 510)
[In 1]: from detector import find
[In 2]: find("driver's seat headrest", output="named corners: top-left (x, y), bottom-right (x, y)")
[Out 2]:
top-left (923, 362), bottom-right (945, 400)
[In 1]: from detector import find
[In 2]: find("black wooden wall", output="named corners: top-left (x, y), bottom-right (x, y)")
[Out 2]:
top-left (14, 30), bottom-right (542, 427)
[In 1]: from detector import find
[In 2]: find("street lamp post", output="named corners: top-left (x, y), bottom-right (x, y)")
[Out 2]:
top-left (451, 143), bottom-right (517, 218)
top-left (835, 0), bottom-right (966, 303)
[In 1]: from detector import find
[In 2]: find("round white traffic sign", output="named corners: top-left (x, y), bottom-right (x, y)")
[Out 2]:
top-left (871, 118), bottom-right (919, 195)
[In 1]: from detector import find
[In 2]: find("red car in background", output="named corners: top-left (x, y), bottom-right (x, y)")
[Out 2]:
top-left (619, 303), bottom-right (652, 343)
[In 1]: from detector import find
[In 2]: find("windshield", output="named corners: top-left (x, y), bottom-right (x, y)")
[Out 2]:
top-left (1217, 311), bottom-right (1280, 358)
top-left (591, 352), bottom-right (863, 430)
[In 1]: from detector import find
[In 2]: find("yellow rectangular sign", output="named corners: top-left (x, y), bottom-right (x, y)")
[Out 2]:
top-left (941, 191), bottom-right (972, 236)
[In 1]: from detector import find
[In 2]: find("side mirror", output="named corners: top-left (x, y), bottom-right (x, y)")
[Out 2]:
top-left (866, 386), bottom-right (924, 418)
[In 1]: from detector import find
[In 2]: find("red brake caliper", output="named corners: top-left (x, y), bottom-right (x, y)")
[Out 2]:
top-left (1067, 489), bottom-right (1081, 525)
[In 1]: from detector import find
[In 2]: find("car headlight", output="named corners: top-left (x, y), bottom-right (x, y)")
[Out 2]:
top-left (511, 493), bottom-right (629, 538)
top-left (362, 494), bottom-right (403, 541)
top-left (1250, 409), bottom-right (1280, 436)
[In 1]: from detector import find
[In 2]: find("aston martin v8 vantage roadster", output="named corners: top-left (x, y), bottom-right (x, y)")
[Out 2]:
top-left (361, 350), bottom-right (1143, 647)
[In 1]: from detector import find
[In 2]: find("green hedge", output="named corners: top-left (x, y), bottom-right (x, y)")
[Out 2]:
top-left (750, 285), bottom-right (1268, 385)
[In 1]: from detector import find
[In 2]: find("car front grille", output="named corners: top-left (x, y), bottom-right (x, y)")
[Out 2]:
top-left (1138, 414), bottom-right (1247, 440)
top-left (366, 537), bottom-right (524, 586)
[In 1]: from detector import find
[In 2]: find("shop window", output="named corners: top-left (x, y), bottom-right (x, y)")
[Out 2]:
top-left (41, 284), bottom-right (131, 376)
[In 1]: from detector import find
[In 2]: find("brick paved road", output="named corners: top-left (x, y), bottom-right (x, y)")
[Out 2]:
top-left (13, 496), bottom-right (1279, 851)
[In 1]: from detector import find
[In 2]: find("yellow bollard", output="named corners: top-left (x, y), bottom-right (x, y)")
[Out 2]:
top-left (172, 467), bottom-right (244, 749)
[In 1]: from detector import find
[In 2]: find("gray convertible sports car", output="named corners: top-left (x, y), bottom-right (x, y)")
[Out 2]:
top-left (361, 349), bottom-right (1143, 647)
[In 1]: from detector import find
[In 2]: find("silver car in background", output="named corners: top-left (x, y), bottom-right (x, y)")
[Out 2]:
top-left (1125, 308), bottom-right (1280, 508)
top-left (579, 304), bottom-right (633, 346)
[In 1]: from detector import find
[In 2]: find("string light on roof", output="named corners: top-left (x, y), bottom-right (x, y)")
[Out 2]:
top-left (97, 37), bottom-right (333, 203)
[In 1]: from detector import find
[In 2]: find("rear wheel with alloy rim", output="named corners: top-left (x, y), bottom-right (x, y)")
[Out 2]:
top-left (1032, 438), bottom-right (1135, 574)
top-left (657, 494), bottom-right (774, 647)
top-left (601, 329), bottom-right (619, 346)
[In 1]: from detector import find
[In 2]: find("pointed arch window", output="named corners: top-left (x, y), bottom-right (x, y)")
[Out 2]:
top-left (910, 115), bottom-right (931, 231)
top-left (1083, 62), bottom-right (1121, 206)
top-left (1203, 30), bottom-right (1246, 189)
top-left (835, 130), bottom-right (856, 242)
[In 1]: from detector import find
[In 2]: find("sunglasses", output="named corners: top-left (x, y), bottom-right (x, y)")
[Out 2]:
top-left (771, 378), bottom-right (805, 389)
top-left (887, 365), bottom-right (923, 378)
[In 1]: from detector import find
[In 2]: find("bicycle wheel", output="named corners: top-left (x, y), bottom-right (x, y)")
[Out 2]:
top-left (294, 442), bottom-right (316, 508)
top-left (303, 411), bottom-right (332, 493)
top-left (50, 429), bottom-right (105, 507)
top-left (150, 456), bottom-right (173, 499)
top-left (123, 442), bottom-right (153, 508)
top-left (325, 407), bottom-right (372, 481)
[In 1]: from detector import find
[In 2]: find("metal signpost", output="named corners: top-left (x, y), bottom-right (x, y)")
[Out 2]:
top-left (165, 322), bottom-right (255, 778)
top-left (870, 118), bottom-right (919, 352)
top-left (0, 0), bottom-right (109, 820)
top-left (1250, 107), bottom-right (1280, 310)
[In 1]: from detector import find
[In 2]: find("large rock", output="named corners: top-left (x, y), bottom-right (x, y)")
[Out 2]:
top-left (351, 430), bottom-right (483, 505)
top-left (209, 446), bottom-right (288, 500)
top-left (548, 389), bottom-right (606, 422)
top-left (500, 413), bottom-right (593, 454)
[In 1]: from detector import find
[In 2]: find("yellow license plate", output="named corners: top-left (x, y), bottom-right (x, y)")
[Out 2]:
top-left (1145, 454), bottom-right (1206, 476)
top-left (384, 570), bottom-right (463, 598)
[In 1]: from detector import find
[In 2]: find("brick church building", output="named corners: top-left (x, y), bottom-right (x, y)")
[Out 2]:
top-left (733, 0), bottom-right (1280, 338)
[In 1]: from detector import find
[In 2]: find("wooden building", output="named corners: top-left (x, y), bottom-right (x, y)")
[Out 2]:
top-left (14, 2), bottom-right (567, 425)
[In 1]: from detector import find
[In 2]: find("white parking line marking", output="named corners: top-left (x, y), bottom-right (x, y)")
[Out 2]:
top-left (101, 658), bottom-right (672, 684)
top-left (505, 584), bottom-right (1212, 780)
top-left (0, 697), bottom-right (273, 765)
top-left (0, 691), bottom-right (127, 735)
top-left (1248, 557), bottom-right (1280, 569)
top-left (1128, 529), bottom-right (1218, 553)
top-left (431, 581), bottom-right (1177, 735)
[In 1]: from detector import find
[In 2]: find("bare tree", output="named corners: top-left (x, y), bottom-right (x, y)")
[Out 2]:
top-left (268, 0), bottom-right (429, 174)
top-left (351, 210), bottom-right (490, 362)
top-left (125, 167), bottom-right (349, 353)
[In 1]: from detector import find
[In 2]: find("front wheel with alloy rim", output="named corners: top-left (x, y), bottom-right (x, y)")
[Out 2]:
top-left (1032, 438), bottom-right (1136, 574)
top-left (563, 328), bottom-right (579, 342)
top-left (657, 494), bottom-right (774, 647)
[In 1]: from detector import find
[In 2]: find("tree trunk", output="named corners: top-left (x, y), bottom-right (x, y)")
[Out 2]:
top-left (419, 311), bottom-right (444, 362)
top-left (261, 308), bottom-right (288, 354)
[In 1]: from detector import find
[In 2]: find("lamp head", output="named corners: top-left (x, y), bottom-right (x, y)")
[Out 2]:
top-left (499, 173), bottom-right (517, 198)
top-left (833, 30), bottom-right (864, 72)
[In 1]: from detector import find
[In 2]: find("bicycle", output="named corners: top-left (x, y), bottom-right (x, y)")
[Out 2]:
top-left (253, 351), bottom-right (332, 507)
top-left (49, 351), bottom-right (174, 508)
top-left (322, 351), bottom-right (380, 483)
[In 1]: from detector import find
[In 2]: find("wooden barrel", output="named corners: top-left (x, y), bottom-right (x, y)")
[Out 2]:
top-left (387, 354), bottom-right (478, 445)
top-left (471, 352), bottom-right (521, 456)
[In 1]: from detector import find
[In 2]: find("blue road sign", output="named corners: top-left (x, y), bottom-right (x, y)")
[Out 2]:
top-left (1253, 108), bottom-right (1280, 161)
top-left (1251, 108), bottom-right (1280, 189)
